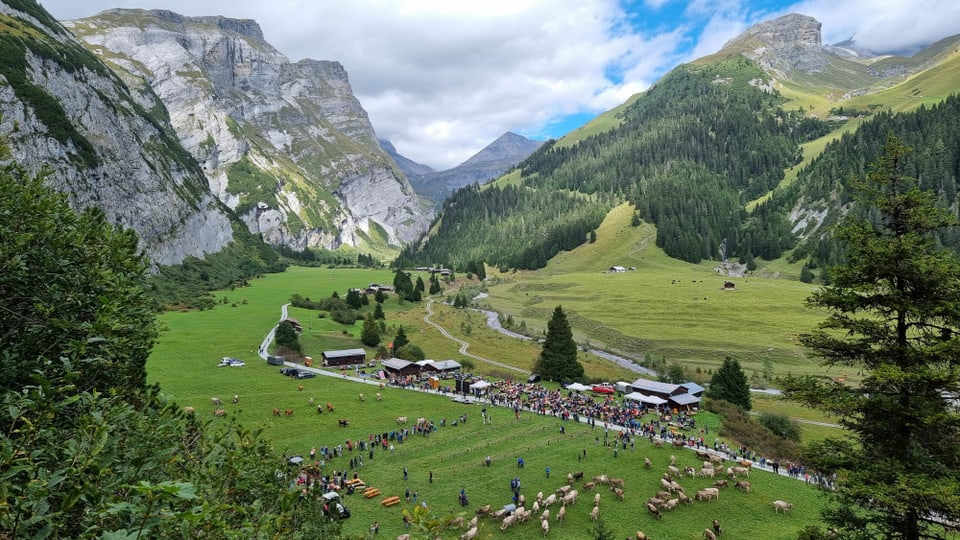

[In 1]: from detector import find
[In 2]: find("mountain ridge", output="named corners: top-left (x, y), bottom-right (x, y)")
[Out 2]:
top-left (405, 131), bottom-right (542, 205)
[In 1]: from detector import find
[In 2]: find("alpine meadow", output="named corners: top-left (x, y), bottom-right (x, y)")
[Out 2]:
top-left (2, 2), bottom-right (960, 539)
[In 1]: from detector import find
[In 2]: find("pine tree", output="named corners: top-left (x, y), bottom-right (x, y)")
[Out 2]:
top-left (373, 302), bottom-right (385, 320)
top-left (793, 134), bottom-right (960, 539)
top-left (707, 356), bottom-right (751, 410)
top-left (533, 306), bottom-right (583, 381)
top-left (392, 326), bottom-right (409, 355)
top-left (361, 315), bottom-right (380, 347)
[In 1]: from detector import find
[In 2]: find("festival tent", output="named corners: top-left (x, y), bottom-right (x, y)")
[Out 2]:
top-left (623, 392), bottom-right (667, 406)
top-left (565, 382), bottom-right (591, 392)
top-left (469, 380), bottom-right (493, 395)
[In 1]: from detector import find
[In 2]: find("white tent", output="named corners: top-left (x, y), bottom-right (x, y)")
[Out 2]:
top-left (469, 380), bottom-right (492, 394)
top-left (623, 392), bottom-right (667, 406)
top-left (565, 383), bottom-right (591, 392)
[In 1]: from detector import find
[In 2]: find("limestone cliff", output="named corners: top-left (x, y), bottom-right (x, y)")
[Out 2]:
top-left (0, 2), bottom-right (233, 266)
top-left (66, 9), bottom-right (430, 251)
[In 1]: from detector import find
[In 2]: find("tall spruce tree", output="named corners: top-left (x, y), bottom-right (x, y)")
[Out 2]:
top-left (707, 356), bottom-right (751, 410)
top-left (392, 326), bottom-right (409, 356)
top-left (534, 306), bottom-right (583, 381)
top-left (793, 134), bottom-right (960, 540)
top-left (361, 315), bottom-right (380, 347)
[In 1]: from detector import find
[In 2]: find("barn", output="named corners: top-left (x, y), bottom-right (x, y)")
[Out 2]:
top-left (417, 359), bottom-right (462, 376)
top-left (381, 358), bottom-right (420, 377)
top-left (322, 348), bottom-right (367, 367)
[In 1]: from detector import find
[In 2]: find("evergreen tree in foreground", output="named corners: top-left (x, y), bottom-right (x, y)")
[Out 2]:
top-left (534, 306), bottom-right (583, 381)
top-left (792, 134), bottom-right (960, 540)
top-left (707, 356), bottom-right (751, 410)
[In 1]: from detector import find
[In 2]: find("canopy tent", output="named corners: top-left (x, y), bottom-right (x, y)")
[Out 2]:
top-left (565, 383), bottom-right (591, 392)
top-left (623, 392), bottom-right (667, 406)
top-left (469, 380), bottom-right (493, 394)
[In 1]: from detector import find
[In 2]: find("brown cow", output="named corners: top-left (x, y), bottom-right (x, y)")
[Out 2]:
top-left (284, 408), bottom-right (294, 417)
top-left (636, 531), bottom-right (649, 540)
top-left (704, 529), bottom-right (717, 540)
top-left (735, 481), bottom-right (752, 493)
top-left (326, 402), bottom-right (334, 412)
top-left (273, 408), bottom-right (281, 416)
top-left (214, 408), bottom-right (226, 417)
top-left (183, 406), bottom-right (195, 415)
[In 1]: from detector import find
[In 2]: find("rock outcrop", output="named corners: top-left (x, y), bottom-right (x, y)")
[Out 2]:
top-left (0, 2), bottom-right (233, 266)
top-left (721, 13), bottom-right (827, 76)
top-left (66, 8), bottom-right (430, 251)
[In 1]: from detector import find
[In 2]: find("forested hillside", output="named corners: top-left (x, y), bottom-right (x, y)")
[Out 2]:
top-left (776, 95), bottom-right (960, 280)
top-left (399, 50), bottom-right (960, 278)
top-left (398, 56), bottom-right (831, 270)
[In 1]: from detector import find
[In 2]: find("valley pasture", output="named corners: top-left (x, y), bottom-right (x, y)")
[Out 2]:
top-left (149, 266), bottom-right (837, 538)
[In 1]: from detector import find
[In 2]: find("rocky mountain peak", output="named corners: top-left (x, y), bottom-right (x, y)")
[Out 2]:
top-left (100, 8), bottom-right (265, 40)
top-left (721, 13), bottom-right (827, 74)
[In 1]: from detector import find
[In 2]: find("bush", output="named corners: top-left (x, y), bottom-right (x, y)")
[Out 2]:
top-left (758, 412), bottom-right (802, 442)
top-left (705, 398), bottom-right (801, 460)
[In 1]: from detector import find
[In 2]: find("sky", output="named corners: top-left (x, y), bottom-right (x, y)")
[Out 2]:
top-left (37, 0), bottom-right (960, 170)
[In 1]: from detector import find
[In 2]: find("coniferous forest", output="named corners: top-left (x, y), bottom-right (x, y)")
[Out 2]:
top-left (398, 55), bottom-right (960, 277)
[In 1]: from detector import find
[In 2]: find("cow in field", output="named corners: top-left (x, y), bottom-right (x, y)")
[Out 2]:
top-left (183, 406), bottom-right (195, 415)
top-left (284, 409), bottom-right (293, 417)
top-left (396, 416), bottom-right (407, 425)
top-left (338, 418), bottom-right (349, 427)
top-left (214, 408), bottom-right (226, 417)
top-left (590, 505), bottom-right (599, 521)
top-left (211, 397), bottom-right (222, 407)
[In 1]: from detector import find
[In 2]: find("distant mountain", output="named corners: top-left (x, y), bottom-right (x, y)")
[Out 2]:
top-left (379, 139), bottom-right (434, 178)
top-left (406, 132), bottom-right (543, 205)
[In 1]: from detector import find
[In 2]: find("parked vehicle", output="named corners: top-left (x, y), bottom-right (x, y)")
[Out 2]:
top-left (295, 370), bottom-right (317, 379)
top-left (280, 367), bottom-right (299, 376)
top-left (218, 357), bottom-right (245, 367)
top-left (321, 491), bottom-right (350, 520)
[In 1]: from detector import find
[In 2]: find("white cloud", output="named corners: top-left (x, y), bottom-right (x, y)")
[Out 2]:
top-left (33, 0), bottom-right (960, 169)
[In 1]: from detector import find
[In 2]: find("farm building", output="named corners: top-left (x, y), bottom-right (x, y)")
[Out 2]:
top-left (669, 392), bottom-right (701, 410)
top-left (679, 382), bottom-right (705, 397)
top-left (417, 359), bottom-right (462, 375)
top-left (322, 348), bottom-right (367, 367)
top-left (623, 391), bottom-right (668, 407)
top-left (629, 377), bottom-right (700, 410)
top-left (283, 318), bottom-right (302, 332)
top-left (381, 358), bottom-right (420, 377)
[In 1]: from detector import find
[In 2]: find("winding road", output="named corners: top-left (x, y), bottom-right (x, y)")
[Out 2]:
top-left (423, 297), bottom-right (527, 374)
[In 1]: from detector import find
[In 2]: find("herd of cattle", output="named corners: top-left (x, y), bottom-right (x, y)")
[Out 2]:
top-left (398, 448), bottom-right (796, 540)
top-left (190, 382), bottom-right (797, 538)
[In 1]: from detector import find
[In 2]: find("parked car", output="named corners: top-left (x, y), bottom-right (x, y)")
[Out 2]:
top-left (527, 374), bottom-right (541, 383)
top-left (295, 370), bottom-right (316, 379)
top-left (218, 357), bottom-right (245, 367)
top-left (592, 384), bottom-right (615, 394)
top-left (280, 367), bottom-right (299, 376)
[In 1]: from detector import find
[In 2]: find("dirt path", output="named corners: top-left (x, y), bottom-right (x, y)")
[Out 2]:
top-left (423, 297), bottom-right (526, 374)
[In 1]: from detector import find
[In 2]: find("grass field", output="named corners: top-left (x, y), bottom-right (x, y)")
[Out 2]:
top-left (478, 204), bottom-right (836, 385)
top-left (148, 264), bottom-right (850, 539)
top-left (149, 355), bottom-right (827, 539)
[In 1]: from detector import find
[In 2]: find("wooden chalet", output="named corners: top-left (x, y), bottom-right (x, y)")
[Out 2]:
top-left (322, 348), bottom-right (367, 367)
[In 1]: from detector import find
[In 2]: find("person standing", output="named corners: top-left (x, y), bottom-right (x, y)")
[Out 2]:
top-left (429, 470), bottom-right (433, 483)
top-left (403, 467), bottom-right (408, 481)
top-left (545, 466), bottom-right (550, 478)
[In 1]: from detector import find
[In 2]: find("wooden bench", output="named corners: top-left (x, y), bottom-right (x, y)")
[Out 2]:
top-left (363, 488), bottom-right (381, 498)
top-left (382, 495), bottom-right (400, 506)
